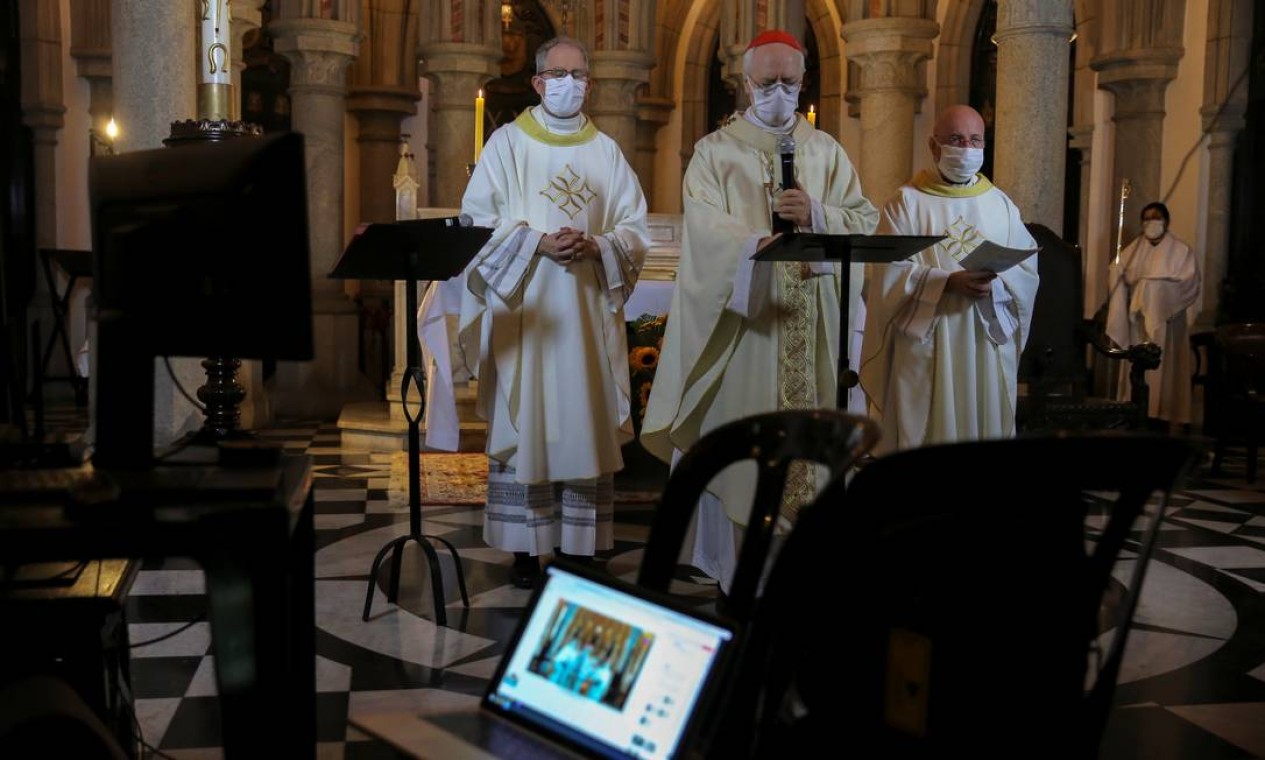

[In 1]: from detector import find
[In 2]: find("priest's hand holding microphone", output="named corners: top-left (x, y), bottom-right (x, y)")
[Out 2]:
top-left (758, 134), bottom-right (811, 250)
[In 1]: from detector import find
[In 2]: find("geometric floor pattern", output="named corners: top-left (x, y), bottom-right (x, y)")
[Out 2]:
top-left (25, 408), bottom-right (1265, 758)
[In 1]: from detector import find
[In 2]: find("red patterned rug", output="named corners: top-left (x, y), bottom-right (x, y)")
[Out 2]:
top-left (387, 452), bottom-right (661, 506)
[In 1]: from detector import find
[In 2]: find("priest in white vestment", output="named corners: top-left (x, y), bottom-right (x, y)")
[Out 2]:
top-left (430, 37), bottom-right (649, 588)
top-left (640, 30), bottom-right (878, 593)
top-left (1105, 201), bottom-right (1201, 426)
top-left (860, 105), bottom-right (1040, 454)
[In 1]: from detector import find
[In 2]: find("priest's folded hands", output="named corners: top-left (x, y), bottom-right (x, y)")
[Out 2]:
top-left (536, 227), bottom-right (597, 265)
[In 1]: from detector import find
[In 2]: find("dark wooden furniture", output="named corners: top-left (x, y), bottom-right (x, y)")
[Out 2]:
top-left (0, 453), bottom-right (316, 758)
top-left (746, 433), bottom-right (1199, 758)
top-left (1200, 323), bottom-right (1265, 482)
top-left (1018, 223), bottom-right (1160, 432)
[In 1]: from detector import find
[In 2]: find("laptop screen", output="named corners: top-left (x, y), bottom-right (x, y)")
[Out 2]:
top-left (484, 564), bottom-right (733, 759)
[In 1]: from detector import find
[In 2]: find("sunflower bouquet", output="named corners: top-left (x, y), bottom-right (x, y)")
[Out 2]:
top-left (626, 313), bottom-right (667, 434)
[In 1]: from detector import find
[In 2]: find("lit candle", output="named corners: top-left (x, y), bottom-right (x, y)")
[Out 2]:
top-left (807, 104), bottom-right (816, 128)
top-left (105, 117), bottom-right (119, 142)
top-left (474, 89), bottom-right (485, 164)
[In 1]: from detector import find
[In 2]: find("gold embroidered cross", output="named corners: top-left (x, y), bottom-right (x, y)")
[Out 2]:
top-left (941, 216), bottom-right (984, 262)
top-left (540, 164), bottom-right (598, 220)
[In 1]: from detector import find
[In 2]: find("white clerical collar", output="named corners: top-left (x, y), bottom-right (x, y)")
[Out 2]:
top-left (532, 105), bottom-right (584, 135)
top-left (742, 107), bottom-right (795, 134)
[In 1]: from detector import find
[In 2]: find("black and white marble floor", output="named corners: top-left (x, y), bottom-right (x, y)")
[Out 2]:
top-left (24, 408), bottom-right (1265, 758)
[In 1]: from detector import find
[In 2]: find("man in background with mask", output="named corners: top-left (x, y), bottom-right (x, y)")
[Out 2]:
top-left (439, 35), bottom-right (649, 588)
top-left (641, 30), bottom-right (877, 593)
top-left (859, 104), bottom-right (1040, 453)
top-left (1105, 201), bottom-right (1200, 429)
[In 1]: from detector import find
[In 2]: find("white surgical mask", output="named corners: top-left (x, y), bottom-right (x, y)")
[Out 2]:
top-left (748, 81), bottom-right (800, 129)
top-left (1143, 220), bottom-right (1166, 241)
top-left (542, 76), bottom-right (586, 118)
top-left (937, 145), bottom-right (985, 184)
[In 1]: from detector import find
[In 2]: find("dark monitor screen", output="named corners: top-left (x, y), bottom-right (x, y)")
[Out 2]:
top-left (89, 131), bottom-right (313, 362)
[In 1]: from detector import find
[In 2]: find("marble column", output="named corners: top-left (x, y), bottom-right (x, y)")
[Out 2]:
top-left (69, 0), bottom-right (112, 147)
top-left (349, 89), bottom-right (421, 224)
top-left (636, 96), bottom-right (674, 199)
top-left (110, 0), bottom-right (203, 445)
top-left (20, 0), bottom-right (65, 262)
top-left (1091, 51), bottom-right (1180, 243)
top-left (993, 0), bottom-right (1074, 233)
top-left (231, 0), bottom-right (267, 122)
top-left (767, 0), bottom-right (807, 43)
top-left (841, 17), bottom-right (938, 208)
top-left (271, 17), bottom-right (373, 416)
top-left (419, 43), bottom-right (499, 208)
top-left (1068, 123), bottom-right (1099, 322)
top-left (589, 51), bottom-right (656, 165)
top-left (717, 0), bottom-right (760, 109)
top-left (1200, 115), bottom-right (1244, 327)
top-left (1197, 0), bottom-right (1253, 326)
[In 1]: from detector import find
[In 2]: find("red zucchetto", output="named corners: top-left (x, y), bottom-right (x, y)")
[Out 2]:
top-left (745, 29), bottom-right (805, 53)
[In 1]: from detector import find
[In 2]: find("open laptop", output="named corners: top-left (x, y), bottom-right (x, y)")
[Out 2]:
top-left (352, 560), bottom-right (736, 759)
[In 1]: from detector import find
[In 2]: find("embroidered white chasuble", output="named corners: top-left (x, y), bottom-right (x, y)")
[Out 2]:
top-left (860, 170), bottom-right (1040, 454)
top-left (449, 108), bottom-right (649, 485)
top-left (641, 115), bottom-right (878, 525)
top-left (1106, 233), bottom-right (1201, 423)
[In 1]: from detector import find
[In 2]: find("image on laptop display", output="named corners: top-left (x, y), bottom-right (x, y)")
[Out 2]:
top-left (483, 563), bottom-right (734, 759)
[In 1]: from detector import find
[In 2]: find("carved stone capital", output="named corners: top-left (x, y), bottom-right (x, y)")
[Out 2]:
top-left (1200, 101), bottom-right (1246, 135)
top-left (637, 95), bottom-right (674, 126)
top-left (23, 104), bottom-right (67, 140)
top-left (347, 86), bottom-right (421, 117)
top-left (1067, 123), bottom-right (1094, 153)
top-left (1091, 47), bottom-right (1182, 107)
top-left (270, 18), bottom-right (359, 92)
top-left (842, 17), bottom-right (937, 96)
top-left (420, 42), bottom-right (501, 109)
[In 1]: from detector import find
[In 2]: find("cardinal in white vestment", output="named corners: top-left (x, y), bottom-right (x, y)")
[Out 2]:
top-left (640, 30), bottom-right (878, 592)
top-left (431, 36), bottom-right (649, 588)
top-left (859, 105), bottom-right (1040, 455)
top-left (1105, 201), bottom-right (1201, 425)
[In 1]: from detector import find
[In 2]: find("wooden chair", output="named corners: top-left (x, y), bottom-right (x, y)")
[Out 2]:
top-left (637, 409), bottom-right (878, 621)
top-left (1018, 223), bottom-right (1160, 432)
top-left (635, 410), bottom-right (877, 760)
top-left (1205, 323), bottom-right (1265, 482)
top-left (733, 433), bottom-right (1198, 758)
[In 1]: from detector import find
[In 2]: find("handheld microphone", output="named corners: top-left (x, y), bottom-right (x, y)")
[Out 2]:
top-left (772, 135), bottom-right (796, 234)
top-left (441, 213), bottom-right (474, 228)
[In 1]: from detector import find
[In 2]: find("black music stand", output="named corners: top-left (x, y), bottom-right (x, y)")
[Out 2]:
top-left (330, 219), bottom-right (491, 626)
top-left (38, 248), bottom-right (92, 406)
top-left (754, 233), bottom-right (943, 408)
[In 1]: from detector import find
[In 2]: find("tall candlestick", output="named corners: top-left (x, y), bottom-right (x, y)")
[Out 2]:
top-left (474, 89), bottom-right (485, 164)
top-left (807, 104), bottom-right (816, 128)
top-left (199, 0), bottom-right (233, 120)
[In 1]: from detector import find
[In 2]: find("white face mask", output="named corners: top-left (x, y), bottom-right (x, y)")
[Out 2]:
top-left (937, 145), bottom-right (985, 184)
top-left (1143, 220), bottom-right (1166, 240)
top-left (542, 75), bottom-right (586, 118)
top-left (748, 81), bottom-right (800, 127)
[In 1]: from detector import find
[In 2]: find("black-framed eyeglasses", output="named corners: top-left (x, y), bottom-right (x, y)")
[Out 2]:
top-left (537, 68), bottom-right (590, 82)
top-left (935, 134), bottom-right (986, 149)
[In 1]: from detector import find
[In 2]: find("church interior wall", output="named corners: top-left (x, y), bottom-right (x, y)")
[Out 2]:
top-left (25, 0), bottom-right (1253, 421)
top-left (1160, 0), bottom-right (1210, 314)
top-left (1085, 86), bottom-right (1116, 316)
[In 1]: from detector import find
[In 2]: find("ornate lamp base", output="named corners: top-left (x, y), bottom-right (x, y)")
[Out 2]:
top-left (166, 118), bottom-right (263, 443)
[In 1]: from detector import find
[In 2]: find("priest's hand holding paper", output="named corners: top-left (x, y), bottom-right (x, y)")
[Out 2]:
top-left (947, 269), bottom-right (997, 298)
